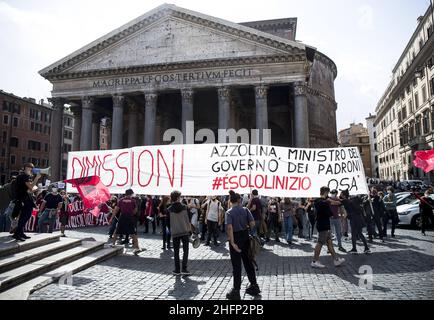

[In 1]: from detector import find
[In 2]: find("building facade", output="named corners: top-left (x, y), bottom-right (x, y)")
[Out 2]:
top-left (338, 123), bottom-right (372, 178)
top-left (40, 4), bottom-right (339, 181)
top-left (375, 5), bottom-right (434, 182)
top-left (366, 113), bottom-right (379, 178)
top-left (0, 91), bottom-right (52, 184)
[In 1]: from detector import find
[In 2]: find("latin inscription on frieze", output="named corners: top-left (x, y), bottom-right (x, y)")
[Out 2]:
top-left (92, 68), bottom-right (253, 88)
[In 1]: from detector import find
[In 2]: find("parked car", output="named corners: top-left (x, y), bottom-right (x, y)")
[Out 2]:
top-left (397, 180), bottom-right (424, 191)
top-left (397, 194), bottom-right (434, 228)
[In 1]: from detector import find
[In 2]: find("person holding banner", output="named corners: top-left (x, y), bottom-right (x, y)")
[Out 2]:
top-left (111, 189), bottom-right (143, 256)
top-left (311, 187), bottom-right (345, 269)
top-left (225, 190), bottom-right (260, 300)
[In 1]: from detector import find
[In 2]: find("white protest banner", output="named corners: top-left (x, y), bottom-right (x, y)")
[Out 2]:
top-left (67, 144), bottom-right (369, 197)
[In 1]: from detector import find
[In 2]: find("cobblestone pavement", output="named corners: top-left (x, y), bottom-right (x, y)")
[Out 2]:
top-left (28, 225), bottom-right (434, 300)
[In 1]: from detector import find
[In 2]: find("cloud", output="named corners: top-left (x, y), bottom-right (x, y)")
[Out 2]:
top-left (0, 1), bottom-right (52, 26)
top-left (357, 4), bottom-right (374, 31)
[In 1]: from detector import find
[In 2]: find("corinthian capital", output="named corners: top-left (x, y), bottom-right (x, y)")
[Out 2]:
top-left (254, 85), bottom-right (268, 99)
top-left (217, 87), bottom-right (231, 101)
top-left (181, 89), bottom-right (194, 104)
top-left (112, 94), bottom-right (125, 108)
top-left (81, 96), bottom-right (94, 109)
top-left (48, 97), bottom-right (67, 111)
top-left (293, 82), bottom-right (307, 96)
top-left (145, 92), bottom-right (158, 105)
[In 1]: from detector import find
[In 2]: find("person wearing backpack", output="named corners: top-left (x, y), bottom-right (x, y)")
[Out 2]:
top-left (225, 190), bottom-right (260, 300)
top-left (12, 163), bottom-right (42, 241)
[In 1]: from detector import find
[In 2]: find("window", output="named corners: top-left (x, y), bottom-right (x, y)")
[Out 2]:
top-left (431, 77), bottom-right (434, 96)
top-left (409, 99), bottom-right (413, 112)
top-left (415, 92), bottom-right (419, 109)
top-left (9, 137), bottom-right (19, 148)
top-left (28, 140), bottom-right (41, 151)
top-left (415, 117), bottom-right (421, 136)
top-left (423, 110), bottom-right (430, 133)
top-left (102, 137), bottom-right (105, 144)
top-left (22, 157), bottom-right (26, 165)
top-left (374, 143), bottom-right (377, 151)
top-left (3, 115), bottom-right (8, 124)
top-left (2, 131), bottom-right (6, 143)
top-left (13, 117), bottom-right (18, 127)
top-left (63, 144), bottom-right (72, 153)
top-left (44, 143), bottom-right (48, 152)
top-left (422, 85), bottom-right (427, 103)
top-left (402, 104), bottom-right (407, 119)
top-left (10, 155), bottom-right (15, 165)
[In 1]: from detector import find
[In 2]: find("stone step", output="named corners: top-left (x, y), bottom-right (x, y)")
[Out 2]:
top-left (0, 241), bottom-right (105, 293)
top-left (0, 233), bottom-right (60, 258)
top-left (0, 246), bottom-right (123, 300)
top-left (0, 237), bottom-right (82, 274)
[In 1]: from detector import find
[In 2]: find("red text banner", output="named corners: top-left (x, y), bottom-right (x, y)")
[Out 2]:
top-left (67, 144), bottom-right (369, 197)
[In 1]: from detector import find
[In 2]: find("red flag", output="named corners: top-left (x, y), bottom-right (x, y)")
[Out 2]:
top-left (65, 176), bottom-right (110, 217)
top-left (413, 150), bottom-right (434, 173)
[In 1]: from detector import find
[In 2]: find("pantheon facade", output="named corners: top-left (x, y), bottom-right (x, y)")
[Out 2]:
top-left (40, 4), bottom-right (338, 181)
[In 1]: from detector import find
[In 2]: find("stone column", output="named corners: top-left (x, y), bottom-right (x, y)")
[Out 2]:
top-left (48, 98), bottom-right (66, 182)
top-left (70, 105), bottom-right (81, 152)
top-left (91, 113), bottom-right (101, 150)
top-left (144, 92), bottom-right (158, 146)
top-left (127, 101), bottom-right (138, 148)
top-left (80, 97), bottom-right (94, 151)
top-left (218, 87), bottom-right (231, 143)
top-left (254, 85), bottom-right (268, 145)
top-left (111, 95), bottom-right (125, 149)
top-left (181, 89), bottom-right (194, 144)
top-left (293, 82), bottom-right (310, 148)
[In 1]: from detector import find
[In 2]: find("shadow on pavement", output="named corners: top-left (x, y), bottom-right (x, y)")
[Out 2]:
top-left (167, 275), bottom-right (207, 299)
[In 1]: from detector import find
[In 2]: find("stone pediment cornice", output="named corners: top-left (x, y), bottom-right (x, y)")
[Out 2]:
top-left (39, 4), bottom-right (306, 78)
top-left (44, 54), bottom-right (306, 81)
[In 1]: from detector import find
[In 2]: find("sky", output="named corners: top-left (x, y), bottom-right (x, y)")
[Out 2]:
top-left (0, 0), bottom-right (431, 130)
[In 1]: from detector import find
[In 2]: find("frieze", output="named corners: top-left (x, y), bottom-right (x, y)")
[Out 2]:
top-left (45, 54), bottom-right (305, 81)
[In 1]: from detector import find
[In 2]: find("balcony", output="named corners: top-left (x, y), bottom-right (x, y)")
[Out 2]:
top-left (408, 136), bottom-right (425, 147)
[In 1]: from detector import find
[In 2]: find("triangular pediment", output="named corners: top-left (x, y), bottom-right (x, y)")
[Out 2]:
top-left (40, 4), bottom-right (306, 77)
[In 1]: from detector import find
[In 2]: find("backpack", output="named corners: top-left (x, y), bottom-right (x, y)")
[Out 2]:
top-left (248, 235), bottom-right (262, 271)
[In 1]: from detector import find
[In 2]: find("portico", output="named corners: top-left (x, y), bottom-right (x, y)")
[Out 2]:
top-left (40, 4), bottom-right (338, 181)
